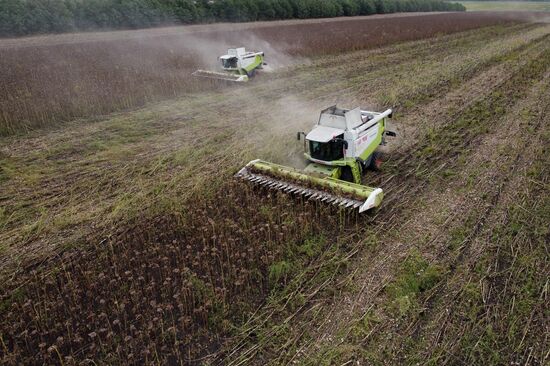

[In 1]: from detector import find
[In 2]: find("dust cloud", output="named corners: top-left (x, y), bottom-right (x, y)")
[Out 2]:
top-left (169, 30), bottom-right (301, 71)
top-left (214, 78), bottom-right (323, 169)
top-left (149, 29), bottom-right (317, 169)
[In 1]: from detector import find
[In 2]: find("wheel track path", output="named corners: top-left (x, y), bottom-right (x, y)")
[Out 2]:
top-left (393, 71), bottom-right (550, 365)
top-left (218, 27), bottom-right (550, 365)
top-left (290, 42), bottom-right (550, 366)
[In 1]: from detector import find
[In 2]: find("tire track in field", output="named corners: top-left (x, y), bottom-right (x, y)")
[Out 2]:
top-left (371, 32), bottom-right (550, 200)
top-left (216, 27), bottom-right (550, 365)
top-left (395, 73), bottom-right (550, 365)
top-left (251, 33), bottom-right (550, 364)
top-left (354, 69), bottom-right (550, 364)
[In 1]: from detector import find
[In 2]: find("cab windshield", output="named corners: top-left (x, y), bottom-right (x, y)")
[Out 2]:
top-left (221, 57), bottom-right (237, 68)
top-left (309, 138), bottom-right (344, 161)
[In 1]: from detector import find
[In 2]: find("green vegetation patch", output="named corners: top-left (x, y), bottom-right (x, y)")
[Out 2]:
top-left (386, 250), bottom-right (444, 316)
top-left (460, 1), bottom-right (550, 12)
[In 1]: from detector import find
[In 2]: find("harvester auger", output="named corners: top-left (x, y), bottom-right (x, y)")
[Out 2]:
top-left (193, 47), bottom-right (265, 82)
top-left (236, 106), bottom-right (397, 213)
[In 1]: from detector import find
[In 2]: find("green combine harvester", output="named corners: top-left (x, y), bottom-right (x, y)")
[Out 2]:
top-left (193, 47), bottom-right (265, 82)
top-left (236, 106), bottom-right (396, 212)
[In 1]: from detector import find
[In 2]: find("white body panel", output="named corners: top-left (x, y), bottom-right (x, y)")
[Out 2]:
top-left (228, 47), bottom-right (246, 57)
top-left (220, 48), bottom-right (264, 71)
top-left (352, 124), bottom-right (379, 157)
top-left (305, 125), bottom-right (345, 142)
top-left (307, 106), bottom-right (392, 159)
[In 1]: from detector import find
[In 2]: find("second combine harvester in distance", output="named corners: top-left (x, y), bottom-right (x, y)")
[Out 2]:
top-left (193, 47), bottom-right (266, 82)
top-left (236, 106), bottom-right (397, 213)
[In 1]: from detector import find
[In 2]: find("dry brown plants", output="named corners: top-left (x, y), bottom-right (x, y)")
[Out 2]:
top-left (0, 12), bottom-right (517, 135)
top-left (1, 183), bottom-right (356, 363)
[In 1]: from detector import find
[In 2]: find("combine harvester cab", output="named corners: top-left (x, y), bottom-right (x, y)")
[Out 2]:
top-left (193, 47), bottom-right (265, 82)
top-left (236, 106), bottom-right (396, 213)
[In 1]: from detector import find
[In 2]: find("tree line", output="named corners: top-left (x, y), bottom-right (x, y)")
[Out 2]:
top-left (0, 0), bottom-right (466, 37)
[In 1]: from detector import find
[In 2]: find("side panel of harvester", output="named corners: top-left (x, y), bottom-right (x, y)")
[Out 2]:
top-left (353, 110), bottom-right (390, 161)
top-left (239, 53), bottom-right (264, 74)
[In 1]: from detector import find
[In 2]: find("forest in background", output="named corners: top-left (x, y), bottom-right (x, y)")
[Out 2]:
top-left (0, 0), bottom-right (465, 37)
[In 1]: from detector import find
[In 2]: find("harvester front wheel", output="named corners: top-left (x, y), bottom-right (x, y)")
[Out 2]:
top-left (368, 151), bottom-right (383, 171)
top-left (340, 166), bottom-right (354, 182)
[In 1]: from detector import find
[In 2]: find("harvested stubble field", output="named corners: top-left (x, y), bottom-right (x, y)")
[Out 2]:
top-left (1, 12), bottom-right (549, 365)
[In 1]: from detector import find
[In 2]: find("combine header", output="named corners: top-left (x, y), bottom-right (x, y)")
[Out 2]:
top-left (236, 106), bottom-right (396, 213)
top-left (193, 47), bottom-right (265, 82)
